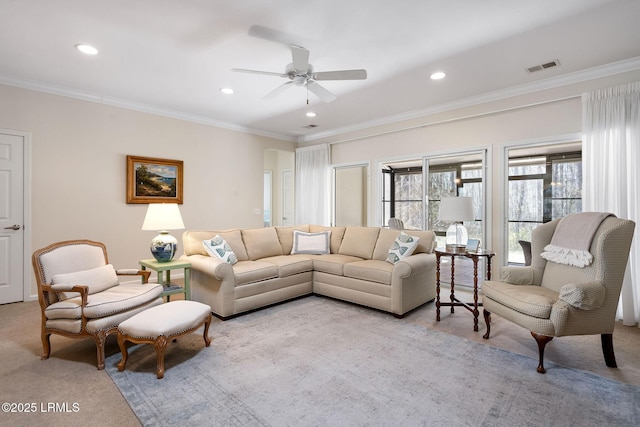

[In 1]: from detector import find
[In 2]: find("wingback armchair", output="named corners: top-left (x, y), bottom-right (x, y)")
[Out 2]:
top-left (482, 215), bottom-right (635, 373)
top-left (32, 240), bottom-right (164, 369)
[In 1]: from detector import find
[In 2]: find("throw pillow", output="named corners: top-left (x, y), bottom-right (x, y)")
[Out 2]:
top-left (203, 235), bottom-right (238, 265)
top-left (291, 230), bottom-right (331, 255)
top-left (386, 232), bottom-right (420, 264)
top-left (51, 264), bottom-right (119, 300)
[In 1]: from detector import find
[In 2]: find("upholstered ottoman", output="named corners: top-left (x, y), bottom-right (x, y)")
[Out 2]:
top-left (116, 300), bottom-right (212, 379)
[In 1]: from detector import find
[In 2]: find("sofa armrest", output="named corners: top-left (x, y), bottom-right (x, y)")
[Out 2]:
top-left (393, 253), bottom-right (434, 278)
top-left (182, 254), bottom-right (233, 281)
top-left (499, 266), bottom-right (536, 285)
top-left (559, 281), bottom-right (606, 310)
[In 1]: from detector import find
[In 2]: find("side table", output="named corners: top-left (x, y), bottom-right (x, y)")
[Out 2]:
top-left (435, 247), bottom-right (495, 331)
top-left (139, 258), bottom-right (191, 301)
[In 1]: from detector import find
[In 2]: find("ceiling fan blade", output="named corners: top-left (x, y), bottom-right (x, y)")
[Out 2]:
top-left (231, 68), bottom-right (288, 78)
top-left (264, 81), bottom-right (293, 99)
top-left (313, 69), bottom-right (367, 80)
top-left (307, 81), bottom-right (337, 103)
top-left (248, 25), bottom-right (299, 46)
top-left (291, 46), bottom-right (309, 73)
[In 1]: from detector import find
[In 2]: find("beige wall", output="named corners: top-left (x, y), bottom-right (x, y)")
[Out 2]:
top-left (0, 84), bottom-right (295, 297)
top-left (319, 70), bottom-right (640, 256)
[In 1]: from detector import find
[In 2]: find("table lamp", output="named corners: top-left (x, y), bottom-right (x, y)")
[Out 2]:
top-left (439, 196), bottom-right (474, 251)
top-left (141, 203), bottom-right (185, 262)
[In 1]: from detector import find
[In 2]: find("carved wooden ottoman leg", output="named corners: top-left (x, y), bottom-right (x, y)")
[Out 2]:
top-left (117, 333), bottom-right (129, 372)
top-left (154, 336), bottom-right (169, 379)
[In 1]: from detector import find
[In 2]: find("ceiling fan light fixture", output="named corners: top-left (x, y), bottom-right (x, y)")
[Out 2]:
top-left (306, 111), bottom-right (317, 118)
top-left (430, 71), bottom-right (446, 80)
top-left (75, 44), bottom-right (98, 55)
top-left (220, 87), bottom-right (234, 95)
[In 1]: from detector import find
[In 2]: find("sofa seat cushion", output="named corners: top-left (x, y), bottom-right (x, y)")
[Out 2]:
top-left (482, 280), bottom-right (558, 319)
top-left (232, 260), bottom-right (279, 286)
top-left (309, 254), bottom-right (364, 275)
top-left (259, 255), bottom-right (313, 278)
top-left (45, 283), bottom-right (163, 320)
top-left (343, 260), bottom-right (393, 285)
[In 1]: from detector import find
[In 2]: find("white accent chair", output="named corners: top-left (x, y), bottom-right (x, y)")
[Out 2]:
top-left (32, 240), bottom-right (164, 369)
top-left (482, 216), bottom-right (635, 373)
top-left (388, 218), bottom-right (404, 230)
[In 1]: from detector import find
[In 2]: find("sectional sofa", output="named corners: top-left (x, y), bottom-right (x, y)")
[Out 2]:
top-left (180, 225), bottom-right (437, 319)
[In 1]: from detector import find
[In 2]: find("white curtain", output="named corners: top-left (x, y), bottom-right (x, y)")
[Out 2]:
top-left (582, 81), bottom-right (640, 326)
top-left (295, 144), bottom-right (331, 226)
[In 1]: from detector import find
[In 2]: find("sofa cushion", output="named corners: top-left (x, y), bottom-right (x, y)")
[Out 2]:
top-left (343, 260), bottom-right (393, 285)
top-left (338, 227), bottom-right (380, 259)
top-left (291, 230), bottom-right (331, 255)
top-left (404, 230), bottom-right (436, 254)
top-left (386, 232), bottom-right (419, 264)
top-left (203, 235), bottom-right (237, 265)
top-left (372, 229), bottom-right (402, 261)
top-left (260, 255), bottom-right (313, 278)
top-left (276, 225), bottom-right (310, 254)
top-left (242, 227), bottom-right (283, 260)
top-left (310, 254), bottom-right (364, 275)
top-left (232, 261), bottom-right (279, 286)
top-left (51, 264), bottom-right (119, 300)
top-left (310, 225), bottom-right (346, 254)
top-left (45, 283), bottom-right (163, 320)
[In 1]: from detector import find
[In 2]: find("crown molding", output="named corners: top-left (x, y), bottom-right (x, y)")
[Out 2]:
top-left (298, 56), bottom-right (640, 144)
top-left (0, 74), bottom-right (297, 142)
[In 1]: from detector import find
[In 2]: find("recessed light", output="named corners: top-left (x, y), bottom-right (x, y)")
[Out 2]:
top-left (306, 111), bottom-right (317, 118)
top-left (430, 71), bottom-right (446, 80)
top-left (220, 87), bottom-right (234, 95)
top-left (75, 44), bottom-right (98, 55)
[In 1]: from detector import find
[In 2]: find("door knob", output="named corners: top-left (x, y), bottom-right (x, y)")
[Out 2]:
top-left (3, 224), bottom-right (20, 230)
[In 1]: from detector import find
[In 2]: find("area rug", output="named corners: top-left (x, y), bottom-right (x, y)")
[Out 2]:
top-left (105, 297), bottom-right (640, 426)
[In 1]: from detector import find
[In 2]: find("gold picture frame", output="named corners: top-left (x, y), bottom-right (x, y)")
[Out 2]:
top-left (126, 155), bottom-right (183, 204)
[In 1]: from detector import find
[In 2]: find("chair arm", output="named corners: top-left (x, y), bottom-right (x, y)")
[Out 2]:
top-left (499, 266), bottom-right (535, 285)
top-left (48, 284), bottom-right (89, 306)
top-left (559, 281), bottom-right (605, 310)
top-left (117, 268), bottom-right (151, 283)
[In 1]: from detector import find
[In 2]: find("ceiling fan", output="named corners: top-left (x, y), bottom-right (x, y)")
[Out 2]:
top-left (232, 44), bottom-right (367, 103)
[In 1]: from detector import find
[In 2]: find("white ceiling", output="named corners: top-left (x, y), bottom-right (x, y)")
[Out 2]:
top-left (2, 0), bottom-right (640, 142)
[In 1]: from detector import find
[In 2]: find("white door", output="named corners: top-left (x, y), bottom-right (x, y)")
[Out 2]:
top-left (282, 169), bottom-right (294, 226)
top-left (0, 130), bottom-right (25, 304)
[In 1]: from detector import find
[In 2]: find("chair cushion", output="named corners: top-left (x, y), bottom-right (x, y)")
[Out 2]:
top-left (51, 264), bottom-right (119, 300)
top-left (45, 283), bottom-right (163, 320)
top-left (482, 280), bottom-right (558, 319)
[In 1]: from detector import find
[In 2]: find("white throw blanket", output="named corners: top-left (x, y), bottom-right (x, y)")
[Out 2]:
top-left (541, 212), bottom-right (614, 267)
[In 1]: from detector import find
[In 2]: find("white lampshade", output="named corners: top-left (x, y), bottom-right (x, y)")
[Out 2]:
top-left (142, 203), bottom-right (185, 231)
top-left (142, 203), bottom-right (185, 262)
top-left (439, 197), bottom-right (474, 251)
top-left (439, 197), bottom-right (474, 222)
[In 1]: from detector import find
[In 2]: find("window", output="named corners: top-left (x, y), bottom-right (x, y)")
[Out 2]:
top-left (382, 162), bottom-right (423, 230)
top-left (507, 149), bottom-right (582, 263)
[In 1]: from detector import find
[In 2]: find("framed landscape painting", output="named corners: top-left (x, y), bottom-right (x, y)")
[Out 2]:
top-left (126, 155), bottom-right (183, 204)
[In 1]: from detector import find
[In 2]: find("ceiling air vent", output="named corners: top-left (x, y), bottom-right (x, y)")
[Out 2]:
top-left (303, 124), bottom-right (318, 129)
top-left (527, 59), bottom-right (560, 73)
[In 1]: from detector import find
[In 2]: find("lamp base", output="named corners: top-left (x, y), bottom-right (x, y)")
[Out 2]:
top-left (445, 222), bottom-right (469, 252)
top-left (150, 231), bottom-right (178, 262)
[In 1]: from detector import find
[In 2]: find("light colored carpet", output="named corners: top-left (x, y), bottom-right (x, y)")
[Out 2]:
top-left (105, 296), bottom-right (640, 426)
